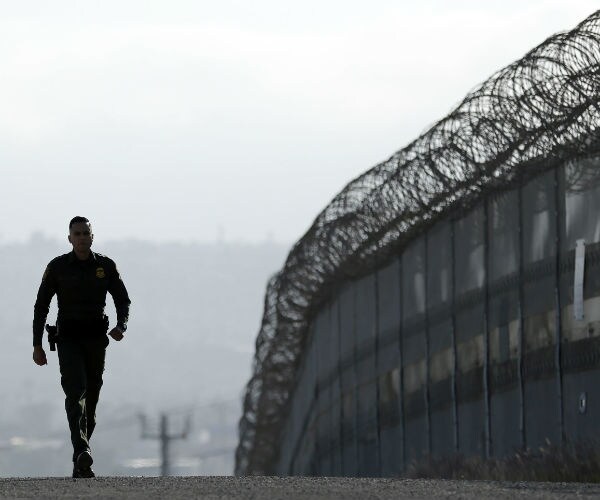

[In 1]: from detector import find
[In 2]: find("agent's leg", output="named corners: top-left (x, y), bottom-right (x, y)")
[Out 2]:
top-left (83, 336), bottom-right (107, 441)
top-left (57, 338), bottom-right (90, 462)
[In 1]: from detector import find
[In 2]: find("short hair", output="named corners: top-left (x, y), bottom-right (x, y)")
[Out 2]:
top-left (69, 216), bottom-right (90, 230)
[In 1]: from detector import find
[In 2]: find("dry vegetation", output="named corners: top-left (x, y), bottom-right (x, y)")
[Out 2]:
top-left (406, 443), bottom-right (600, 482)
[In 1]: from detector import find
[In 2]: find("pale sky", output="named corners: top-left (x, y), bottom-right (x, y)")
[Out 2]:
top-left (1, 1), bottom-right (597, 244)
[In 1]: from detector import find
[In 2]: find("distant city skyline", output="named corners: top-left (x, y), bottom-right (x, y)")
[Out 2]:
top-left (1, 1), bottom-right (597, 244)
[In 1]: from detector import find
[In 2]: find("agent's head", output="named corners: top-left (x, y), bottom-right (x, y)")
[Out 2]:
top-left (68, 216), bottom-right (94, 255)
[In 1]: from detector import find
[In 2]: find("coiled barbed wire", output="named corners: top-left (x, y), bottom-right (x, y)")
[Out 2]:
top-left (236, 11), bottom-right (600, 475)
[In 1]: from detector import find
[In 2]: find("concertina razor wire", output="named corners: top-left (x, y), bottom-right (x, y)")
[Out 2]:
top-left (236, 10), bottom-right (600, 475)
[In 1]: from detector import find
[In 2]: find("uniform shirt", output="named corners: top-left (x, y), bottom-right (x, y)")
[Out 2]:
top-left (33, 251), bottom-right (131, 346)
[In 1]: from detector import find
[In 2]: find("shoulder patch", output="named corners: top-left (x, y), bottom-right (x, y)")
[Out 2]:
top-left (42, 266), bottom-right (49, 281)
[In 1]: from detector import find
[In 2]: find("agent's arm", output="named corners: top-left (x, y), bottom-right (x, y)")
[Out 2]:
top-left (32, 263), bottom-right (57, 365)
top-left (107, 260), bottom-right (131, 342)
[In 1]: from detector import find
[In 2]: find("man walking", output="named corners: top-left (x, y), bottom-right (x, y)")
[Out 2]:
top-left (32, 216), bottom-right (131, 478)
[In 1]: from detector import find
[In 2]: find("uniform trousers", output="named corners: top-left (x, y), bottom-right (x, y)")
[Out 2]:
top-left (57, 335), bottom-right (108, 462)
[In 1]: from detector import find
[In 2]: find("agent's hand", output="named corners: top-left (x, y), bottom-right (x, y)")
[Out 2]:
top-left (33, 345), bottom-right (47, 366)
top-left (108, 327), bottom-right (124, 341)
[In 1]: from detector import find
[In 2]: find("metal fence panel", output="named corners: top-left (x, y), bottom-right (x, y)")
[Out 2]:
top-left (377, 259), bottom-right (401, 373)
top-left (488, 293), bottom-right (519, 358)
top-left (455, 208), bottom-right (485, 296)
top-left (300, 409), bottom-right (318, 474)
top-left (454, 332), bottom-right (485, 457)
top-left (356, 379), bottom-right (379, 476)
top-left (316, 306), bottom-right (332, 382)
top-left (379, 425), bottom-right (403, 476)
top-left (340, 282), bottom-right (356, 361)
top-left (341, 390), bottom-right (357, 476)
top-left (428, 320), bottom-right (455, 457)
top-left (563, 366), bottom-right (600, 445)
top-left (487, 190), bottom-right (521, 457)
top-left (427, 227), bottom-right (454, 379)
top-left (490, 387), bottom-right (521, 457)
top-left (458, 399), bottom-right (485, 456)
top-left (287, 393), bottom-right (300, 473)
top-left (453, 208), bottom-right (485, 456)
top-left (289, 330), bottom-right (313, 472)
top-left (428, 221), bottom-right (453, 309)
top-left (564, 157), bottom-right (600, 249)
top-left (525, 379), bottom-right (561, 448)
top-left (402, 236), bottom-right (428, 461)
top-left (273, 154), bottom-right (600, 476)
top-left (561, 156), bottom-right (600, 447)
top-left (402, 236), bottom-right (426, 364)
top-left (316, 307), bottom-right (332, 476)
top-left (562, 158), bottom-right (600, 306)
top-left (520, 170), bottom-right (561, 449)
top-left (328, 298), bottom-right (344, 476)
top-left (522, 326), bottom-right (560, 450)
top-left (428, 220), bottom-right (454, 414)
top-left (378, 368), bottom-right (403, 474)
top-left (523, 170), bottom-right (557, 265)
top-left (430, 405), bottom-right (454, 459)
top-left (355, 274), bottom-right (377, 385)
top-left (522, 170), bottom-right (557, 315)
top-left (489, 190), bottom-right (519, 281)
top-left (330, 395), bottom-right (343, 476)
top-left (488, 318), bottom-right (521, 457)
top-left (278, 404), bottom-right (294, 474)
top-left (354, 274), bottom-right (379, 476)
top-left (427, 221), bottom-right (455, 458)
top-left (290, 342), bottom-right (317, 474)
top-left (376, 257), bottom-right (403, 474)
top-left (403, 237), bottom-right (426, 318)
top-left (487, 190), bottom-right (520, 332)
top-left (339, 282), bottom-right (358, 476)
top-left (404, 409), bottom-right (428, 463)
top-left (454, 207), bottom-right (485, 345)
top-left (402, 348), bottom-right (427, 460)
top-left (306, 335), bottom-right (320, 473)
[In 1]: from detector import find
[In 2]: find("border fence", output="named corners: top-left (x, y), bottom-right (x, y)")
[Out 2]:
top-left (236, 11), bottom-right (600, 475)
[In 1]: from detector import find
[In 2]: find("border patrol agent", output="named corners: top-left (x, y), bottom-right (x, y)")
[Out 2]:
top-left (32, 216), bottom-right (131, 478)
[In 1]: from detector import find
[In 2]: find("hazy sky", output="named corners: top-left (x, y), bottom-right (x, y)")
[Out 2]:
top-left (1, 1), bottom-right (597, 244)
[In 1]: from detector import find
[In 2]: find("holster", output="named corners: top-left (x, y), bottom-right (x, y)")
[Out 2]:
top-left (45, 324), bottom-right (58, 351)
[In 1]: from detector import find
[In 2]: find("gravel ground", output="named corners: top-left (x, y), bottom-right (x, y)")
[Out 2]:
top-left (1, 476), bottom-right (600, 499)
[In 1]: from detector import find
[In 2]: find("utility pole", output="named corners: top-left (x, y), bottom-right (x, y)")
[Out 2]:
top-left (139, 413), bottom-right (191, 476)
